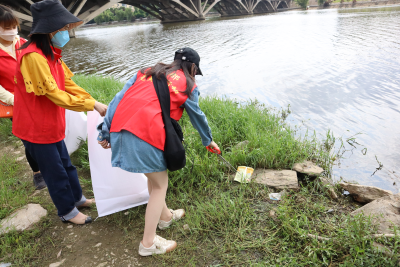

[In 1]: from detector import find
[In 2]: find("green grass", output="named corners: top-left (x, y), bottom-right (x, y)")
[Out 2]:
top-left (69, 74), bottom-right (399, 266)
top-left (0, 151), bottom-right (56, 266)
top-left (0, 74), bottom-right (398, 266)
top-left (0, 153), bottom-right (29, 220)
top-left (0, 118), bottom-right (18, 142)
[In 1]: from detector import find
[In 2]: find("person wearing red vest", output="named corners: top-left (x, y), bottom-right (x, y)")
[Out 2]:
top-left (13, 0), bottom-right (108, 225)
top-left (98, 48), bottom-right (220, 256)
top-left (0, 4), bottom-right (46, 190)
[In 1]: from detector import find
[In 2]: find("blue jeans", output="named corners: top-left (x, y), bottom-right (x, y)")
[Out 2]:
top-left (22, 140), bottom-right (86, 220)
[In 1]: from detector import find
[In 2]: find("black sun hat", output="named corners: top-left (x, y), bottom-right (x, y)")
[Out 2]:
top-left (29, 0), bottom-right (83, 36)
top-left (174, 48), bottom-right (203, 76)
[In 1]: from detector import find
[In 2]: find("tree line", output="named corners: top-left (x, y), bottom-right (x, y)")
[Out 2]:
top-left (93, 7), bottom-right (151, 24)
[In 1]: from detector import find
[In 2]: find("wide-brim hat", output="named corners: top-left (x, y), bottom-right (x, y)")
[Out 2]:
top-left (174, 47), bottom-right (203, 76)
top-left (29, 0), bottom-right (83, 36)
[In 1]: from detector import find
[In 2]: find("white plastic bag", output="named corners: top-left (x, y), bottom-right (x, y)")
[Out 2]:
top-left (87, 111), bottom-right (149, 217)
top-left (64, 110), bottom-right (87, 155)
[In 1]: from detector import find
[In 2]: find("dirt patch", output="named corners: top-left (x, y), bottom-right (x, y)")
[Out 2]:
top-left (0, 140), bottom-right (158, 266)
top-left (40, 213), bottom-right (156, 267)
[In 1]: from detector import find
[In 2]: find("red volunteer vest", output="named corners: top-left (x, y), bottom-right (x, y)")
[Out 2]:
top-left (111, 70), bottom-right (196, 151)
top-left (12, 43), bottom-right (66, 144)
top-left (0, 38), bottom-right (26, 93)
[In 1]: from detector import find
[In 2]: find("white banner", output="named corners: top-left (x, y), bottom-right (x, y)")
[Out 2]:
top-left (64, 110), bottom-right (87, 155)
top-left (87, 111), bottom-right (149, 217)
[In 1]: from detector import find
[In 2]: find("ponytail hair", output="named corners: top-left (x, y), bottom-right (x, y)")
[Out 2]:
top-left (141, 57), bottom-right (197, 97)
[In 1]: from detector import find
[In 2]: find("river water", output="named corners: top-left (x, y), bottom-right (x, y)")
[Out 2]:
top-left (63, 6), bottom-right (400, 192)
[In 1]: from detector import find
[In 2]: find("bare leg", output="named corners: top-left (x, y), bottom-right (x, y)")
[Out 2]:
top-left (147, 176), bottom-right (172, 222)
top-left (142, 171), bottom-right (169, 248)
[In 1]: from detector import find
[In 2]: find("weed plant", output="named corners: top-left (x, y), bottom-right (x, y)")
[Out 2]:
top-left (0, 74), bottom-right (398, 265)
top-left (0, 152), bottom-right (55, 266)
top-left (69, 75), bottom-right (398, 265)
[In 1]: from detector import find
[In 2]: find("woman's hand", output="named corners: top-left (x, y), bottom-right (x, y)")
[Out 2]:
top-left (94, 101), bottom-right (108, 117)
top-left (208, 141), bottom-right (220, 153)
top-left (98, 140), bottom-right (111, 149)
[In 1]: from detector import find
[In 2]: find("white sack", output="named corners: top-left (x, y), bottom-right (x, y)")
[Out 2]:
top-left (64, 110), bottom-right (87, 155)
top-left (87, 110), bottom-right (149, 217)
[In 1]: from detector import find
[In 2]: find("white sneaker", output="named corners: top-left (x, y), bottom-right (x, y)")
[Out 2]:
top-left (158, 209), bottom-right (186, 230)
top-left (138, 235), bottom-right (177, 256)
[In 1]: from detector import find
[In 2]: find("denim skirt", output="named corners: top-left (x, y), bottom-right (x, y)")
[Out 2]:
top-left (110, 130), bottom-right (167, 173)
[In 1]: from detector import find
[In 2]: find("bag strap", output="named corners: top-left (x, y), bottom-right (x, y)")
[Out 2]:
top-left (152, 74), bottom-right (170, 117)
top-left (152, 74), bottom-right (174, 146)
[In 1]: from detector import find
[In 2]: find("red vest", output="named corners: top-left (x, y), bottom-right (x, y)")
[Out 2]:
top-left (12, 43), bottom-right (66, 144)
top-left (0, 38), bottom-right (26, 93)
top-left (111, 70), bottom-right (195, 151)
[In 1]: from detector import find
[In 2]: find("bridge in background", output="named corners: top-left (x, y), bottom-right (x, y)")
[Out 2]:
top-left (5, 0), bottom-right (296, 36)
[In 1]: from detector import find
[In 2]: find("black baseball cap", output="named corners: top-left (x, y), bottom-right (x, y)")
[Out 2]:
top-left (174, 48), bottom-right (203, 76)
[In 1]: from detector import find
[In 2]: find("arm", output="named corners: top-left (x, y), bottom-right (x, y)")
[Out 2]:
top-left (97, 74), bottom-right (137, 143)
top-left (184, 87), bottom-right (213, 146)
top-left (20, 53), bottom-right (95, 112)
top-left (0, 85), bottom-right (14, 105)
top-left (62, 61), bottom-right (95, 101)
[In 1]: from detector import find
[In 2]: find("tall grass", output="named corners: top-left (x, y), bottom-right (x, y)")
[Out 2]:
top-left (69, 75), bottom-right (399, 266)
top-left (0, 74), bottom-right (397, 266)
top-left (72, 74), bottom-right (335, 187)
top-left (0, 152), bottom-right (55, 266)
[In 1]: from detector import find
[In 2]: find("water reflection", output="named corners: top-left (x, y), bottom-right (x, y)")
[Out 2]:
top-left (62, 6), bottom-right (400, 192)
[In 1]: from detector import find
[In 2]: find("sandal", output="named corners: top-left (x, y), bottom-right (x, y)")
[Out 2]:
top-left (61, 212), bottom-right (92, 225)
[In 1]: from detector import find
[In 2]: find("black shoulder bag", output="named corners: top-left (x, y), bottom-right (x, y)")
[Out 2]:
top-left (152, 74), bottom-right (186, 172)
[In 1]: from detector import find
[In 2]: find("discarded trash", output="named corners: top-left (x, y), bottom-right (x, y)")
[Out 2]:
top-left (0, 263), bottom-right (12, 267)
top-left (269, 190), bottom-right (287, 201)
top-left (326, 209), bottom-right (334, 213)
top-left (234, 166), bottom-right (254, 183)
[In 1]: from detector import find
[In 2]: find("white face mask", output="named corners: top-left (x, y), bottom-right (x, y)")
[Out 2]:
top-left (0, 27), bottom-right (18, 42)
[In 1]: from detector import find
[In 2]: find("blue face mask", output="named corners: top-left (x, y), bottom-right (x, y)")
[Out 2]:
top-left (51, 30), bottom-right (70, 47)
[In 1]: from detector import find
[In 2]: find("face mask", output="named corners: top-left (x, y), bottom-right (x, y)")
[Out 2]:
top-left (0, 27), bottom-right (18, 42)
top-left (51, 30), bottom-right (70, 47)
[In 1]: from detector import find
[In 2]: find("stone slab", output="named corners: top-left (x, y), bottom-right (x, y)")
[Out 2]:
top-left (352, 193), bottom-right (400, 234)
top-left (253, 169), bottom-right (299, 190)
top-left (340, 182), bottom-right (393, 203)
top-left (0, 204), bottom-right (47, 235)
top-left (293, 161), bottom-right (324, 177)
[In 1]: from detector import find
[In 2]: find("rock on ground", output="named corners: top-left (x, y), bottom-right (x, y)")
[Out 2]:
top-left (253, 169), bottom-right (299, 190)
top-left (319, 177), bottom-right (338, 200)
top-left (372, 242), bottom-right (393, 257)
top-left (49, 259), bottom-right (66, 267)
top-left (0, 204), bottom-right (47, 234)
top-left (352, 193), bottom-right (400, 234)
top-left (234, 140), bottom-right (249, 150)
top-left (340, 182), bottom-right (393, 203)
top-left (293, 161), bottom-right (324, 177)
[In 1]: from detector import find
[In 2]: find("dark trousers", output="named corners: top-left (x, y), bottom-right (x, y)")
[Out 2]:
top-left (22, 140), bottom-right (83, 218)
top-left (25, 147), bottom-right (40, 172)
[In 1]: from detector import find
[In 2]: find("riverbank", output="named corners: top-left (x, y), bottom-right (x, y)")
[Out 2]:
top-left (0, 75), bottom-right (399, 266)
top-left (308, 0), bottom-right (400, 9)
top-left (80, 12), bottom-right (221, 29)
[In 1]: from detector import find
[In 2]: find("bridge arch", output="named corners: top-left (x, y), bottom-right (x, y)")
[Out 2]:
top-left (8, 0), bottom-right (295, 35)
